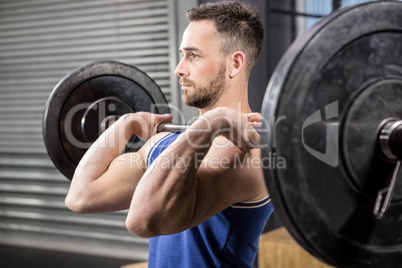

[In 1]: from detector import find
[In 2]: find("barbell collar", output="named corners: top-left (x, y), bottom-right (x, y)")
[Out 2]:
top-left (373, 119), bottom-right (402, 218)
top-left (378, 119), bottom-right (402, 161)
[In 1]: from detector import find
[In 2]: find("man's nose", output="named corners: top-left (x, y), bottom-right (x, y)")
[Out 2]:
top-left (175, 58), bottom-right (190, 77)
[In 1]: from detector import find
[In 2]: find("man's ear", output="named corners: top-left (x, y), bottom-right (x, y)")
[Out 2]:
top-left (229, 51), bottom-right (246, 78)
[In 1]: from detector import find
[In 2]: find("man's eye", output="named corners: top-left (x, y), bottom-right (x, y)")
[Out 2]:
top-left (190, 53), bottom-right (198, 59)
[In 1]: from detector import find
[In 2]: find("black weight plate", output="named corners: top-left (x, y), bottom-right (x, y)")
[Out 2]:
top-left (43, 61), bottom-right (170, 180)
top-left (261, 2), bottom-right (402, 267)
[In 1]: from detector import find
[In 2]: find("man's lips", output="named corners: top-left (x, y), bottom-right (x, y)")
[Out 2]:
top-left (179, 78), bottom-right (193, 88)
top-left (180, 82), bottom-right (193, 89)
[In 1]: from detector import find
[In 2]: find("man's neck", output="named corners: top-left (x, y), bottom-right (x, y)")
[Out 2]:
top-left (198, 85), bottom-right (252, 115)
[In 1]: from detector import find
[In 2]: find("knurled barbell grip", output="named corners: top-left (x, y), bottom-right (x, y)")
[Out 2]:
top-left (157, 123), bottom-right (190, 133)
top-left (157, 123), bottom-right (262, 133)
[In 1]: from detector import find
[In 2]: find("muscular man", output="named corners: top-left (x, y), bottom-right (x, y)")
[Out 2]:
top-left (65, 1), bottom-right (273, 267)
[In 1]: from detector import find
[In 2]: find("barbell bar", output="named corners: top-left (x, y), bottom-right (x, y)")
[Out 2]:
top-left (159, 120), bottom-right (402, 162)
top-left (157, 122), bottom-right (263, 133)
top-left (157, 123), bottom-right (190, 133)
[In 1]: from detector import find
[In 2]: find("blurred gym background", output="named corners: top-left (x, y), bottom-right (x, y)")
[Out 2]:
top-left (0, 0), bottom-right (392, 267)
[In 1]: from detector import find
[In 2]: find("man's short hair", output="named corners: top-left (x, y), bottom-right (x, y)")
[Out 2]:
top-left (187, 1), bottom-right (264, 77)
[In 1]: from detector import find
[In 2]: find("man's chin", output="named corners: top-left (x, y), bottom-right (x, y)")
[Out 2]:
top-left (181, 94), bottom-right (190, 106)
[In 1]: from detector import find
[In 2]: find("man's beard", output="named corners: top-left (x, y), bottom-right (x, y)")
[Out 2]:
top-left (181, 64), bottom-right (227, 109)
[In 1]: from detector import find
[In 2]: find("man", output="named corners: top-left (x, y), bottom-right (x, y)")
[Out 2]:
top-left (65, 1), bottom-right (273, 267)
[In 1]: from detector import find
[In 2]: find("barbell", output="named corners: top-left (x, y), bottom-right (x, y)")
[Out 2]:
top-left (42, 1), bottom-right (402, 267)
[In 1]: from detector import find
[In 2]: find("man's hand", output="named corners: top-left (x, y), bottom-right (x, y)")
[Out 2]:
top-left (125, 112), bottom-right (173, 141)
top-left (190, 107), bottom-right (261, 150)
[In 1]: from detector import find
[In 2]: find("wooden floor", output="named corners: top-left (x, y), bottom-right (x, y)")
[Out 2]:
top-left (258, 227), bottom-right (333, 268)
top-left (121, 262), bottom-right (148, 268)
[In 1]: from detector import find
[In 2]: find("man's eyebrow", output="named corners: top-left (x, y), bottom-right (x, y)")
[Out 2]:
top-left (179, 47), bottom-right (202, 53)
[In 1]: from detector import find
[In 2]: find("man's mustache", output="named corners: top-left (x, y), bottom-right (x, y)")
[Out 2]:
top-left (179, 77), bottom-right (194, 86)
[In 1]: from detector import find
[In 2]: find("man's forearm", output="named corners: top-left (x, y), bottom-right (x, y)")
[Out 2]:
top-left (126, 116), bottom-right (217, 236)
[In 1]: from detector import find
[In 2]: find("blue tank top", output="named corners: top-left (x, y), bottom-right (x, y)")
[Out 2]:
top-left (146, 132), bottom-right (274, 267)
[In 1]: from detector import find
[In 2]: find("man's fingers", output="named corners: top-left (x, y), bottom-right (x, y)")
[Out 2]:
top-left (245, 113), bottom-right (262, 123)
top-left (247, 128), bottom-right (260, 147)
top-left (243, 123), bottom-right (260, 149)
top-left (156, 113), bottom-right (173, 124)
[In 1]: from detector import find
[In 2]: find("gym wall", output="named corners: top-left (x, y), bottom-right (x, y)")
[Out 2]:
top-left (0, 0), bottom-right (183, 261)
